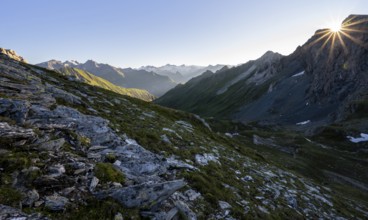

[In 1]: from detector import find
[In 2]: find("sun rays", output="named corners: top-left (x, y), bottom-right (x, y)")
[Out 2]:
top-left (307, 15), bottom-right (368, 61)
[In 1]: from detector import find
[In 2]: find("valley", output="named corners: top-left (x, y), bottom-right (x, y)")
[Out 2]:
top-left (0, 9), bottom-right (367, 220)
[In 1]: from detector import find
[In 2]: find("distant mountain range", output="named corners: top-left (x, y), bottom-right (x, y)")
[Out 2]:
top-left (139, 64), bottom-right (226, 83)
top-left (156, 14), bottom-right (368, 132)
top-left (37, 60), bottom-right (177, 97)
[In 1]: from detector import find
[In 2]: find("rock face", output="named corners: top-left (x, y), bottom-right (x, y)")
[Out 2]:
top-left (0, 48), bottom-right (27, 63)
top-left (156, 14), bottom-right (368, 130)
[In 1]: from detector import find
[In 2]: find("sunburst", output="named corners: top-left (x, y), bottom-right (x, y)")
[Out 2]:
top-left (307, 15), bottom-right (368, 61)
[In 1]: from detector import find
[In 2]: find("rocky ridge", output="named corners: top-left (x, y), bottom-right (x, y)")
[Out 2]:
top-left (0, 48), bottom-right (27, 63)
top-left (1, 50), bottom-right (368, 219)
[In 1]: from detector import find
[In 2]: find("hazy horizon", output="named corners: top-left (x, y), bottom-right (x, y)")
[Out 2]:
top-left (2, 0), bottom-right (368, 68)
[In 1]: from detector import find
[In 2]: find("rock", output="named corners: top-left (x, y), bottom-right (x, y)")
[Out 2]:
top-left (195, 153), bottom-right (220, 166)
top-left (74, 168), bottom-right (86, 175)
top-left (0, 48), bottom-right (27, 62)
top-left (60, 187), bottom-right (75, 196)
top-left (22, 189), bottom-right (40, 207)
top-left (184, 189), bottom-right (201, 201)
top-left (0, 122), bottom-right (35, 145)
top-left (48, 164), bottom-right (66, 177)
top-left (38, 138), bottom-right (65, 152)
top-left (0, 99), bottom-right (30, 124)
top-left (165, 207), bottom-right (178, 220)
top-left (114, 212), bottom-right (123, 220)
top-left (166, 156), bottom-right (197, 170)
top-left (45, 194), bottom-right (69, 211)
top-left (34, 200), bottom-right (44, 207)
top-left (219, 201), bottom-right (232, 210)
top-left (194, 114), bottom-right (212, 131)
top-left (0, 204), bottom-right (48, 220)
top-left (242, 175), bottom-right (254, 182)
top-left (87, 152), bottom-right (102, 160)
top-left (175, 201), bottom-right (197, 220)
top-left (45, 83), bottom-right (82, 105)
top-left (88, 145), bottom-right (108, 151)
top-left (175, 121), bottom-right (194, 132)
top-left (99, 179), bottom-right (186, 208)
top-left (89, 176), bottom-right (99, 192)
top-left (161, 134), bottom-right (171, 144)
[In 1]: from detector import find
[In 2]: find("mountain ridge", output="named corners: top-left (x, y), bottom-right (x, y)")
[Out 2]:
top-left (37, 59), bottom-right (177, 97)
top-left (156, 14), bottom-right (368, 132)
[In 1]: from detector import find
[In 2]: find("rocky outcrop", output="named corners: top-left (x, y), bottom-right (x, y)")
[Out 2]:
top-left (0, 204), bottom-right (48, 220)
top-left (0, 48), bottom-right (27, 63)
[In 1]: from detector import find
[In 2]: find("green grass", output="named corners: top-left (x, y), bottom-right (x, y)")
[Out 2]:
top-left (94, 163), bottom-right (125, 184)
top-left (0, 186), bottom-right (23, 206)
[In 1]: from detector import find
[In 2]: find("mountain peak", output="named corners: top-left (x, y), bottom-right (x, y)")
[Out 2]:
top-left (0, 48), bottom-right (27, 63)
top-left (257, 50), bottom-right (283, 64)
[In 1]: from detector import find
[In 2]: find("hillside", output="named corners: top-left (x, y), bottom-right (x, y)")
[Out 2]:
top-left (58, 67), bottom-right (154, 101)
top-left (156, 15), bottom-right (368, 132)
top-left (2, 49), bottom-right (368, 219)
top-left (37, 60), bottom-right (177, 97)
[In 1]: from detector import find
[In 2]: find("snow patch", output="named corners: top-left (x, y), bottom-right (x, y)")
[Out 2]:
top-left (292, 71), bottom-right (305, 77)
top-left (296, 120), bottom-right (310, 125)
top-left (347, 133), bottom-right (368, 143)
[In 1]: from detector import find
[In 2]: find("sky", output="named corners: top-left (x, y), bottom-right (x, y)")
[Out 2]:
top-left (1, 0), bottom-right (368, 68)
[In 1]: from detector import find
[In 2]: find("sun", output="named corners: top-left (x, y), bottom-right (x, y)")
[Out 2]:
top-left (328, 21), bottom-right (342, 33)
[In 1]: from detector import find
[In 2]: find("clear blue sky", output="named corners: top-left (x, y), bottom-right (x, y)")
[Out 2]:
top-left (1, 0), bottom-right (368, 68)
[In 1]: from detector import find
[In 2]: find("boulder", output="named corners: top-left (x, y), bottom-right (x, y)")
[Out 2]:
top-left (45, 194), bottom-right (69, 211)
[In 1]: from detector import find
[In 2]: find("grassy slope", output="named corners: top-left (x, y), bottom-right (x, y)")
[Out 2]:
top-left (60, 67), bottom-right (155, 101)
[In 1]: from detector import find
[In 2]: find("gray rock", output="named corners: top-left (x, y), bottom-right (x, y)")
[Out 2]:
top-left (175, 201), bottom-right (197, 220)
top-left (114, 212), bottom-right (123, 220)
top-left (45, 83), bottom-right (82, 105)
top-left (38, 138), bottom-right (65, 152)
top-left (22, 189), bottom-right (40, 207)
top-left (99, 179), bottom-right (186, 208)
top-left (89, 176), bottom-right (99, 192)
top-left (0, 204), bottom-right (48, 220)
top-left (45, 194), bottom-right (69, 211)
top-left (242, 175), bottom-right (254, 182)
top-left (48, 164), bottom-right (65, 177)
top-left (195, 153), bottom-right (220, 166)
top-left (0, 98), bottom-right (30, 124)
top-left (184, 189), bottom-right (201, 201)
top-left (0, 122), bottom-right (35, 142)
top-left (161, 134), bottom-right (171, 144)
top-left (219, 201), bottom-right (232, 210)
top-left (165, 207), bottom-right (179, 220)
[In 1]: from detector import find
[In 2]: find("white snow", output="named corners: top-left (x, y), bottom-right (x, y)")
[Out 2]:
top-left (347, 133), bottom-right (368, 143)
top-left (292, 71), bottom-right (305, 77)
top-left (296, 120), bottom-right (310, 125)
